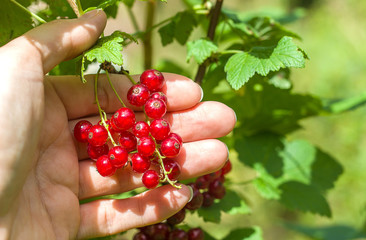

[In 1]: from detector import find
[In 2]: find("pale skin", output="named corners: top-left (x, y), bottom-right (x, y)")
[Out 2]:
top-left (0, 10), bottom-right (236, 240)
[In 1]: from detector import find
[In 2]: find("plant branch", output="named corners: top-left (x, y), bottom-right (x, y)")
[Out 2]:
top-left (10, 0), bottom-right (46, 23)
top-left (194, 0), bottom-right (224, 85)
top-left (127, 7), bottom-right (140, 32)
top-left (67, 0), bottom-right (81, 17)
top-left (143, 0), bottom-right (157, 69)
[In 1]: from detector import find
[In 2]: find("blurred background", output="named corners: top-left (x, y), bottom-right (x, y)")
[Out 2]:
top-left (103, 0), bottom-right (366, 239)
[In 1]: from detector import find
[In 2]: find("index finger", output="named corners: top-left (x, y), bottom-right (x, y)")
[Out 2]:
top-left (47, 73), bottom-right (203, 120)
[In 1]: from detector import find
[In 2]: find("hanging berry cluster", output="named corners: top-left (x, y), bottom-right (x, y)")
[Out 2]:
top-left (133, 160), bottom-right (232, 240)
top-left (74, 68), bottom-right (182, 189)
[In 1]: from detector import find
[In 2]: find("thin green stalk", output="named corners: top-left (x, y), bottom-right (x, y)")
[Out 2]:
top-left (10, 0), bottom-right (46, 23)
top-left (220, 50), bottom-right (243, 55)
top-left (76, 0), bottom-right (85, 15)
top-left (95, 69), bottom-right (117, 146)
top-left (127, 7), bottom-right (140, 32)
top-left (327, 91), bottom-right (366, 114)
top-left (121, 70), bottom-right (137, 85)
top-left (105, 71), bottom-right (127, 108)
top-left (155, 148), bottom-right (182, 189)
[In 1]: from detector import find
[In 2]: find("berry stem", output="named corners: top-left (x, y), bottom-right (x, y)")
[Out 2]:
top-left (95, 68), bottom-right (118, 146)
top-left (10, 0), bottom-right (47, 23)
top-left (121, 70), bottom-right (137, 85)
top-left (105, 70), bottom-right (127, 108)
top-left (155, 148), bottom-right (182, 189)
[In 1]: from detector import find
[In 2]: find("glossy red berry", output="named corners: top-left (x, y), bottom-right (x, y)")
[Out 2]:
top-left (127, 84), bottom-right (150, 106)
top-left (188, 228), bottom-right (204, 240)
top-left (168, 229), bottom-right (188, 240)
top-left (151, 223), bottom-right (170, 240)
top-left (87, 124), bottom-right (108, 147)
top-left (140, 69), bottom-right (165, 92)
top-left (202, 192), bottom-right (215, 207)
top-left (144, 98), bottom-right (167, 119)
top-left (185, 187), bottom-right (203, 210)
top-left (208, 178), bottom-right (226, 199)
top-left (150, 119), bottom-right (171, 141)
top-left (195, 176), bottom-right (210, 190)
top-left (119, 131), bottom-right (137, 152)
top-left (160, 137), bottom-right (181, 158)
top-left (221, 160), bottom-right (232, 175)
top-left (131, 153), bottom-right (151, 173)
top-left (163, 159), bottom-right (181, 181)
top-left (108, 146), bottom-right (128, 168)
top-left (168, 132), bottom-right (183, 146)
top-left (149, 91), bottom-right (167, 104)
top-left (87, 143), bottom-right (109, 160)
top-left (74, 120), bottom-right (93, 143)
top-left (167, 208), bottom-right (186, 226)
top-left (112, 107), bottom-right (136, 131)
top-left (142, 170), bottom-right (160, 189)
top-left (133, 121), bottom-right (150, 138)
top-left (96, 155), bottom-right (116, 177)
top-left (137, 136), bottom-right (156, 157)
top-left (203, 170), bottom-right (222, 183)
top-left (133, 232), bottom-right (149, 240)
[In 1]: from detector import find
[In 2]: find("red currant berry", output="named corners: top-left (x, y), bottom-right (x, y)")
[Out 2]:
top-left (221, 160), bottom-right (232, 175)
top-left (142, 170), bottom-right (160, 189)
top-left (203, 170), bottom-right (222, 183)
top-left (163, 159), bottom-right (181, 181)
top-left (87, 143), bottom-right (109, 160)
top-left (168, 132), bottom-right (183, 146)
top-left (160, 137), bottom-right (181, 158)
top-left (144, 98), bottom-right (167, 119)
top-left (127, 84), bottom-right (150, 107)
top-left (119, 131), bottom-right (137, 152)
top-left (150, 118), bottom-right (170, 141)
top-left (188, 228), bottom-right (204, 240)
top-left (137, 136), bottom-right (156, 157)
top-left (133, 232), bottom-right (149, 240)
top-left (87, 124), bottom-right (108, 147)
top-left (131, 153), bottom-right (151, 173)
top-left (208, 178), bottom-right (226, 199)
top-left (112, 107), bottom-right (136, 131)
top-left (202, 192), bottom-right (215, 208)
top-left (168, 229), bottom-right (188, 240)
top-left (167, 208), bottom-right (186, 226)
top-left (133, 121), bottom-right (150, 138)
top-left (151, 223), bottom-right (170, 240)
top-left (185, 187), bottom-right (203, 210)
top-left (140, 69), bottom-right (165, 92)
top-left (96, 155), bottom-right (116, 177)
top-left (149, 91), bottom-right (167, 104)
top-left (108, 146), bottom-right (128, 168)
top-left (195, 176), bottom-right (210, 190)
top-left (74, 120), bottom-right (93, 143)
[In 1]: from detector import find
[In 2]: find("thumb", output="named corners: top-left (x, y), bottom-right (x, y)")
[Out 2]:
top-left (5, 9), bottom-right (107, 74)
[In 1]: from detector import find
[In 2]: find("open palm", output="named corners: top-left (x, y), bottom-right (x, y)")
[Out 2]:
top-left (0, 10), bottom-right (235, 240)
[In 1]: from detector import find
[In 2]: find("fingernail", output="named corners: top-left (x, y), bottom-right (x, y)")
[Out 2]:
top-left (225, 143), bottom-right (230, 162)
top-left (199, 86), bottom-right (204, 102)
top-left (187, 185), bottom-right (194, 202)
top-left (80, 9), bottom-right (103, 19)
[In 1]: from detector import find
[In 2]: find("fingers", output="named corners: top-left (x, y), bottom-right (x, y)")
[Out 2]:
top-left (78, 139), bottom-right (228, 200)
top-left (77, 185), bottom-right (191, 239)
top-left (48, 73), bottom-right (203, 120)
top-left (3, 10), bottom-right (106, 74)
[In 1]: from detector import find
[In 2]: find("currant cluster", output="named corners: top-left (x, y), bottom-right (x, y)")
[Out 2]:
top-left (133, 160), bottom-right (232, 240)
top-left (74, 69), bottom-right (182, 189)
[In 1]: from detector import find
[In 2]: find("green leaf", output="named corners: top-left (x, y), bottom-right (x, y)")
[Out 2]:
top-left (197, 205), bottom-right (221, 223)
top-left (186, 39), bottom-right (218, 64)
top-left (279, 181), bottom-right (332, 217)
top-left (224, 36), bottom-right (306, 90)
top-left (84, 31), bottom-right (125, 65)
top-left (158, 21), bottom-right (176, 46)
top-left (285, 223), bottom-right (366, 240)
top-left (174, 11), bottom-right (197, 45)
top-left (222, 228), bottom-right (255, 240)
top-left (253, 164), bottom-right (282, 200)
top-left (0, 0), bottom-right (34, 46)
top-left (217, 189), bottom-right (251, 215)
top-left (121, 0), bottom-right (134, 8)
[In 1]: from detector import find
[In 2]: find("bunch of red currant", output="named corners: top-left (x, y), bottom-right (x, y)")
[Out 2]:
top-left (74, 69), bottom-right (182, 189)
top-left (133, 160), bottom-right (232, 240)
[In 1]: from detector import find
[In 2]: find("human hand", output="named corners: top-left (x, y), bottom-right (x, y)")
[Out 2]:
top-left (0, 10), bottom-right (236, 240)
